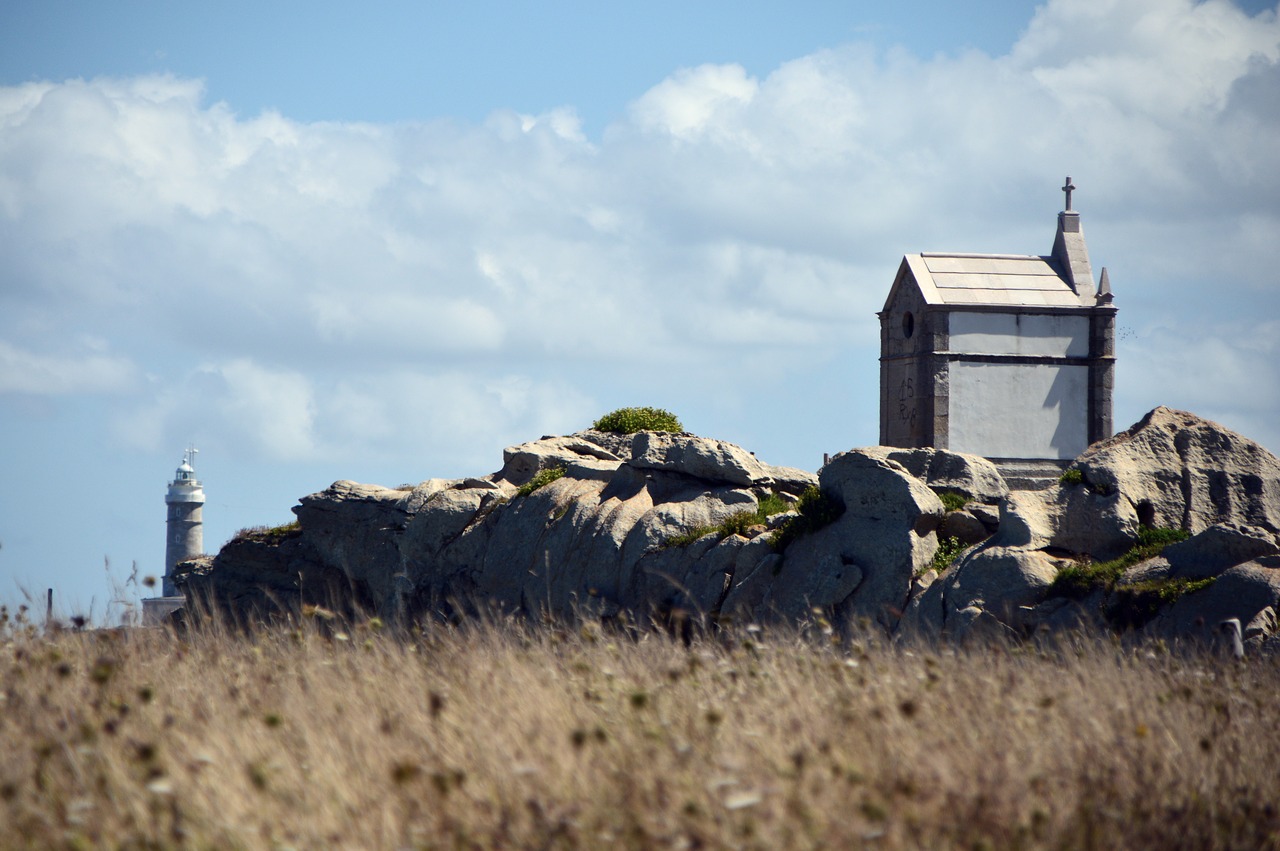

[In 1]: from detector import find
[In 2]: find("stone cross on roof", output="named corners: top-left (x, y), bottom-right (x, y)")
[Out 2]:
top-left (1062, 176), bottom-right (1076, 212)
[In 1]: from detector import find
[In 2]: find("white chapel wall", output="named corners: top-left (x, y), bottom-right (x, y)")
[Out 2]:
top-left (948, 312), bottom-right (1089, 357)
top-left (949, 362), bottom-right (1089, 459)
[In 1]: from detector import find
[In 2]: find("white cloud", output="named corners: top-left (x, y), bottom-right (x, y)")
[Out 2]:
top-left (1118, 319), bottom-right (1280, 452)
top-left (629, 63), bottom-right (759, 142)
top-left (112, 359), bottom-right (317, 461)
top-left (0, 339), bottom-right (138, 396)
top-left (2, 0), bottom-right (1279, 467)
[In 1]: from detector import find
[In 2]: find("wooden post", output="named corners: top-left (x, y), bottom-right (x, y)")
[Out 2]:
top-left (46, 588), bottom-right (52, 624)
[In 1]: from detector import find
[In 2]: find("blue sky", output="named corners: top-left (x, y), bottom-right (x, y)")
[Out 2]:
top-left (2, 0), bottom-right (1278, 622)
top-left (4, 1), bottom-right (1082, 131)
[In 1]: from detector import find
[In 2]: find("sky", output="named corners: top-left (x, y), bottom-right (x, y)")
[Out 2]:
top-left (1, 0), bottom-right (1278, 623)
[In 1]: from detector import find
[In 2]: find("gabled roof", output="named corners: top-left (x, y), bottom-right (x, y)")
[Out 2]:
top-left (884, 192), bottom-right (1106, 312)
top-left (899, 252), bottom-right (1093, 308)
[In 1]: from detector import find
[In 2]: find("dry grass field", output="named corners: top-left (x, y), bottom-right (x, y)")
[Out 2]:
top-left (2, 606), bottom-right (1278, 850)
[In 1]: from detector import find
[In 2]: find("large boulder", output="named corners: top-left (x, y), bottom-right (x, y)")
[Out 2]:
top-left (187, 432), bottom-right (920, 633)
top-left (1162, 524), bottom-right (1280, 579)
top-left (293, 481), bottom-right (418, 608)
top-left (496, 435), bottom-right (623, 486)
top-left (171, 531), bottom-right (368, 623)
top-left (855, 447), bottom-right (1008, 504)
top-left (399, 435), bottom-right (801, 625)
top-left (897, 545), bottom-right (1063, 641)
top-left (1074, 407), bottom-right (1280, 537)
top-left (900, 409), bottom-right (1280, 641)
top-left (1141, 557), bottom-right (1280, 643)
top-left (183, 407), bottom-right (1280, 648)
top-left (756, 450), bottom-right (943, 628)
top-left (628, 432), bottom-right (772, 488)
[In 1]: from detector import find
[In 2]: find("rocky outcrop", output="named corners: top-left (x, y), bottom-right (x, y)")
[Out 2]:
top-left (855, 447), bottom-right (1008, 505)
top-left (900, 409), bottom-right (1280, 645)
top-left (1141, 558), bottom-right (1280, 647)
top-left (173, 529), bottom-right (373, 623)
top-left (181, 408), bottom-right (1280, 650)
top-left (725, 449), bottom-right (944, 628)
top-left (1074, 406), bottom-right (1280, 537)
top-left (180, 432), bottom-right (951, 631)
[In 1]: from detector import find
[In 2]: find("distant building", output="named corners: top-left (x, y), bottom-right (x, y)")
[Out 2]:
top-left (878, 178), bottom-right (1116, 488)
top-left (163, 447), bottom-right (204, 594)
top-left (142, 447), bottom-right (203, 624)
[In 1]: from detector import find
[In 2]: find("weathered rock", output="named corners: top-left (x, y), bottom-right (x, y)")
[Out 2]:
top-left (497, 435), bottom-right (623, 486)
top-left (1044, 483), bottom-right (1137, 561)
top-left (1075, 406), bottom-right (1280, 537)
top-left (901, 544), bottom-right (1062, 641)
top-left (1245, 606), bottom-right (1276, 643)
top-left (758, 463), bottom-right (821, 496)
top-left (855, 447), bottom-right (1008, 504)
top-left (908, 568), bottom-right (938, 601)
top-left (1162, 523), bottom-right (1280, 579)
top-left (896, 568), bottom-right (948, 641)
top-left (565, 458), bottom-right (623, 482)
top-left (911, 545), bottom-right (1059, 637)
top-left (1028, 592), bottom-right (1109, 636)
top-left (184, 407), bottom-right (1280, 647)
top-left (985, 491), bottom-right (1054, 550)
top-left (628, 432), bottom-right (770, 486)
top-left (172, 532), bottom-right (366, 623)
top-left (765, 450), bottom-right (943, 628)
top-left (401, 488), bottom-right (488, 565)
top-left (1117, 556), bottom-right (1174, 587)
top-left (986, 480), bottom-right (1135, 562)
top-left (940, 510), bottom-right (989, 546)
top-left (572, 429), bottom-right (636, 462)
top-left (949, 546), bottom-right (1061, 628)
top-left (293, 481), bottom-right (414, 609)
top-left (1142, 557), bottom-right (1280, 643)
top-left (949, 605), bottom-right (1019, 644)
top-left (966, 502), bottom-right (1001, 535)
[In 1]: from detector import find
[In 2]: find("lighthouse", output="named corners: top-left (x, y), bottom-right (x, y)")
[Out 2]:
top-left (164, 447), bottom-right (205, 595)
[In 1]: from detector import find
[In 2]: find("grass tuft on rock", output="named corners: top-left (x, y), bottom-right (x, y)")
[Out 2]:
top-left (1049, 522), bottom-right (1198, 627)
top-left (516, 466), bottom-right (566, 498)
top-left (929, 535), bottom-right (969, 575)
top-left (1106, 577), bottom-right (1217, 631)
top-left (1049, 526), bottom-right (1193, 606)
top-left (934, 490), bottom-right (970, 512)
top-left (771, 486), bottom-right (845, 553)
top-left (592, 406), bottom-right (683, 434)
top-left (665, 491), bottom-right (795, 548)
top-left (231, 521), bottom-right (301, 544)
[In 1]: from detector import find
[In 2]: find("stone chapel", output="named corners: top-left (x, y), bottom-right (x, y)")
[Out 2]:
top-left (878, 178), bottom-right (1116, 488)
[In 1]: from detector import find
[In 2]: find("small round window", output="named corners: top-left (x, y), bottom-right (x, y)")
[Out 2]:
top-left (901, 311), bottom-right (915, 339)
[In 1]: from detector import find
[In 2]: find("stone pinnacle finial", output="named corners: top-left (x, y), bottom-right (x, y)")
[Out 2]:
top-left (1096, 267), bottom-right (1113, 304)
top-left (1062, 176), bottom-right (1076, 212)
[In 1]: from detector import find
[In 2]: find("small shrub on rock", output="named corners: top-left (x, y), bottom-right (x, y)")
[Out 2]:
top-left (934, 491), bottom-right (969, 512)
top-left (665, 492), bottom-right (792, 548)
top-left (1106, 576), bottom-right (1216, 631)
top-left (929, 535), bottom-right (968, 574)
top-left (1049, 525), bottom-right (1192, 600)
top-left (664, 524), bottom-right (720, 548)
top-left (1059, 467), bottom-right (1084, 486)
top-left (771, 487), bottom-right (844, 552)
top-left (516, 466), bottom-right (566, 498)
top-left (592, 407), bottom-right (683, 434)
top-left (231, 521), bottom-right (301, 544)
top-left (755, 491), bottom-right (792, 518)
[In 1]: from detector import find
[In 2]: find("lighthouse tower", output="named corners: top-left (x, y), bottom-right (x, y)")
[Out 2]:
top-left (163, 447), bottom-right (205, 596)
